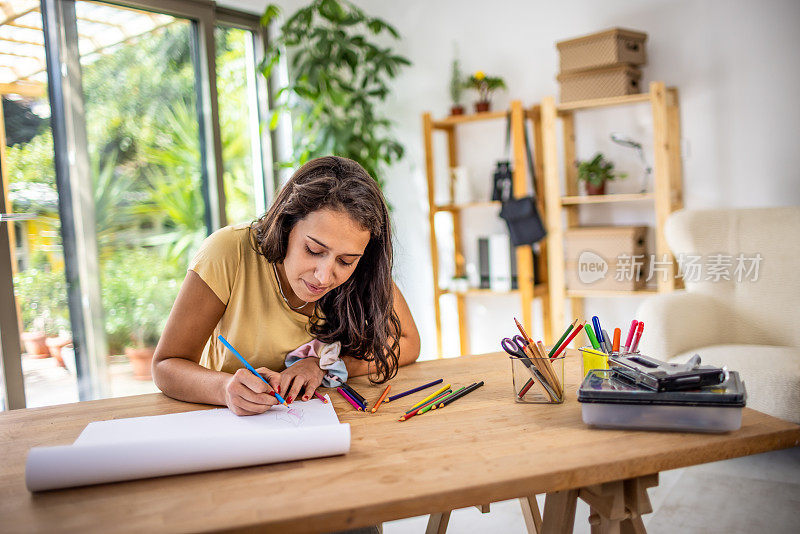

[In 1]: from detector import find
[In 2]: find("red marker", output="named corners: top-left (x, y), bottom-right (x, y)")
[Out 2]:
top-left (623, 320), bottom-right (639, 352)
top-left (630, 321), bottom-right (644, 353)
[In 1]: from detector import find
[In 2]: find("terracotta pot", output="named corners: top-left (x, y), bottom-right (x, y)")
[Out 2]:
top-left (450, 105), bottom-right (464, 116)
top-left (21, 331), bottom-right (49, 357)
top-left (125, 346), bottom-right (156, 380)
top-left (585, 181), bottom-right (606, 195)
top-left (474, 100), bottom-right (490, 113)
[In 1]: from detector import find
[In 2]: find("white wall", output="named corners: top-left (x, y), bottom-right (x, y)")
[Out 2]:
top-left (221, 0), bottom-right (800, 359)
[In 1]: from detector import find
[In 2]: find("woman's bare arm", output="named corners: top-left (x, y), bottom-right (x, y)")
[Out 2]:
top-left (342, 282), bottom-right (421, 378)
top-left (152, 270), bottom-right (279, 414)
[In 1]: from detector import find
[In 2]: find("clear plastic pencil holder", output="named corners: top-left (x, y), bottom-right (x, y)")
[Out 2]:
top-left (510, 355), bottom-right (565, 404)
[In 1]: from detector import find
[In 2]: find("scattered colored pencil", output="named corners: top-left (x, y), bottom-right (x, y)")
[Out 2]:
top-left (409, 384), bottom-right (451, 410)
top-left (386, 378), bottom-right (443, 403)
top-left (341, 382), bottom-right (367, 408)
top-left (404, 389), bottom-right (452, 414)
top-left (431, 386), bottom-right (467, 409)
top-left (371, 385), bottom-right (391, 413)
top-left (337, 387), bottom-right (362, 410)
top-left (313, 391), bottom-right (328, 403)
top-left (438, 381), bottom-right (484, 408)
top-left (399, 390), bottom-right (453, 421)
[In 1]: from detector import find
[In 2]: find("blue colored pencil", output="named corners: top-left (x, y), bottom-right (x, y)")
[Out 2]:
top-left (217, 335), bottom-right (288, 406)
top-left (386, 378), bottom-right (443, 403)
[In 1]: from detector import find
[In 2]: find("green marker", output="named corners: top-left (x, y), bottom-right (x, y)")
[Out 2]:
top-left (584, 323), bottom-right (601, 350)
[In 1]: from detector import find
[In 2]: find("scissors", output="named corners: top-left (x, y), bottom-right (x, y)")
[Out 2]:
top-left (501, 335), bottom-right (559, 400)
top-left (501, 335), bottom-right (529, 358)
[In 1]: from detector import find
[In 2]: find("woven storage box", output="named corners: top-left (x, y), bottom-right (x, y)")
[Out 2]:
top-left (565, 226), bottom-right (648, 291)
top-left (557, 28), bottom-right (647, 72)
top-left (557, 64), bottom-right (641, 103)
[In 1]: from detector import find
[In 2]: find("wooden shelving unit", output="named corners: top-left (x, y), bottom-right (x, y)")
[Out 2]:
top-left (423, 100), bottom-right (550, 357)
top-left (540, 81), bottom-right (683, 335)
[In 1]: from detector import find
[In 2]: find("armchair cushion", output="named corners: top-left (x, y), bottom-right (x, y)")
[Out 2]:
top-left (670, 345), bottom-right (800, 424)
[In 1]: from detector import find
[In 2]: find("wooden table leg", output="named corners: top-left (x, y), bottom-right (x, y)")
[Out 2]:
top-left (575, 474), bottom-right (659, 534)
top-left (541, 489), bottom-right (580, 534)
top-left (425, 511), bottom-right (451, 534)
top-left (519, 495), bottom-right (543, 534)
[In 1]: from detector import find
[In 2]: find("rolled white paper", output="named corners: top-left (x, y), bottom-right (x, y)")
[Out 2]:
top-left (26, 423), bottom-right (350, 491)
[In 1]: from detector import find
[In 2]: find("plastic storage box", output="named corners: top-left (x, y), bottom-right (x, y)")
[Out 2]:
top-left (577, 370), bottom-right (747, 433)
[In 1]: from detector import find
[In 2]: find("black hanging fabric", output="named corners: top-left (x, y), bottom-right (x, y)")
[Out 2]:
top-left (498, 113), bottom-right (547, 246)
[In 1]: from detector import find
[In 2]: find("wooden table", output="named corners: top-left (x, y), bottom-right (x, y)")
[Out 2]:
top-left (1, 352), bottom-right (798, 534)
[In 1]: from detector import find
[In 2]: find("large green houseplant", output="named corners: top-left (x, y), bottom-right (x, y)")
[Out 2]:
top-left (261, 0), bottom-right (411, 187)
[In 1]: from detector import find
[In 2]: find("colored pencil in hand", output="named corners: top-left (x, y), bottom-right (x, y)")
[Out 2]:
top-left (386, 379), bottom-right (443, 402)
top-left (371, 385), bottom-right (391, 413)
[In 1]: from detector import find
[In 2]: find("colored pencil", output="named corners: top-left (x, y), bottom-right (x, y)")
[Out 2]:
top-left (399, 390), bottom-right (452, 421)
top-left (313, 391), bottom-right (328, 403)
top-left (409, 384), bottom-right (451, 410)
top-left (431, 386), bottom-right (467, 409)
top-left (548, 319), bottom-right (577, 357)
top-left (404, 389), bottom-right (452, 414)
top-left (551, 321), bottom-right (586, 359)
top-left (433, 382), bottom-right (474, 410)
top-left (371, 385), bottom-right (391, 413)
top-left (537, 340), bottom-right (562, 398)
top-left (438, 381), bottom-right (484, 408)
top-left (386, 379), bottom-right (443, 402)
top-left (218, 335), bottom-right (287, 406)
top-left (340, 382), bottom-right (367, 408)
top-left (514, 317), bottom-right (535, 347)
top-left (337, 387), bottom-right (362, 410)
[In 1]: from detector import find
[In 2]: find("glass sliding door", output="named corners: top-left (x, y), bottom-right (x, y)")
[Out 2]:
top-left (215, 24), bottom-right (268, 224)
top-left (74, 1), bottom-right (206, 396)
top-left (1, 2), bottom-right (79, 408)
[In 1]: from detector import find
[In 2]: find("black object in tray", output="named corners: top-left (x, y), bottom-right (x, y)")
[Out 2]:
top-left (609, 352), bottom-right (727, 392)
top-left (578, 369), bottom-right (747, 408)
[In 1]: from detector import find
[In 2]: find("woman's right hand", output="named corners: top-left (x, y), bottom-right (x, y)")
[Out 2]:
top-left (223, 367), bottom-right (282, 416)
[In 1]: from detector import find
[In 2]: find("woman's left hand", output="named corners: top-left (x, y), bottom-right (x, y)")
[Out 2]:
top-left (280, 358), bottom-right (325, 404)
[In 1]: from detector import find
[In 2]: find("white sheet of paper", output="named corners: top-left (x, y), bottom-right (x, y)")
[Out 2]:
top-left (26, 395), bottom-right (350, 492)
top-left (75, 396), bottom-right (339, 446)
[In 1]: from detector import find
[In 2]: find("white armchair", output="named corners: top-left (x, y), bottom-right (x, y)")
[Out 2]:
top-left (637, 207), bottom-right (800, 423)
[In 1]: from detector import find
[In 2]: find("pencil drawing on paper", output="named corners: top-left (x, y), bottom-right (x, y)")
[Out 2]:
top-left (267, 407), bottom-right (306, 427)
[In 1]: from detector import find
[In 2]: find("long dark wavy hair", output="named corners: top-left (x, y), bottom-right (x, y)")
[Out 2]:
top-left (250, 156), bottom-right (401, 383)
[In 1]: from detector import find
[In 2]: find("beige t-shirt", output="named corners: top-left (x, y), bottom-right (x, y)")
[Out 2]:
top-left (189, 224), bottom-right (313, 374)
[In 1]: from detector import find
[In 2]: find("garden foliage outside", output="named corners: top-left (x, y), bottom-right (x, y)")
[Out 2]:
top-left (7, 25), bottom-right (255, 355)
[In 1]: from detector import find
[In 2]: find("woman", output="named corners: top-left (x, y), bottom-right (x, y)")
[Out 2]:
top-left (152, 156), bottom-right (420, 415)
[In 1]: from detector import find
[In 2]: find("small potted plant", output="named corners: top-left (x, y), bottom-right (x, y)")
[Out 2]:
top-left (449, 58), bottom-right (465, 115)
top-left (576, 153), bottom-right (628, 195)
top-left (467, 71), bottom-right (506, 113)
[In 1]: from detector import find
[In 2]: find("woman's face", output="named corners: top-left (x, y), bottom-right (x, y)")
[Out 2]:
top-left (282, 208), bottom-right (371, 303)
